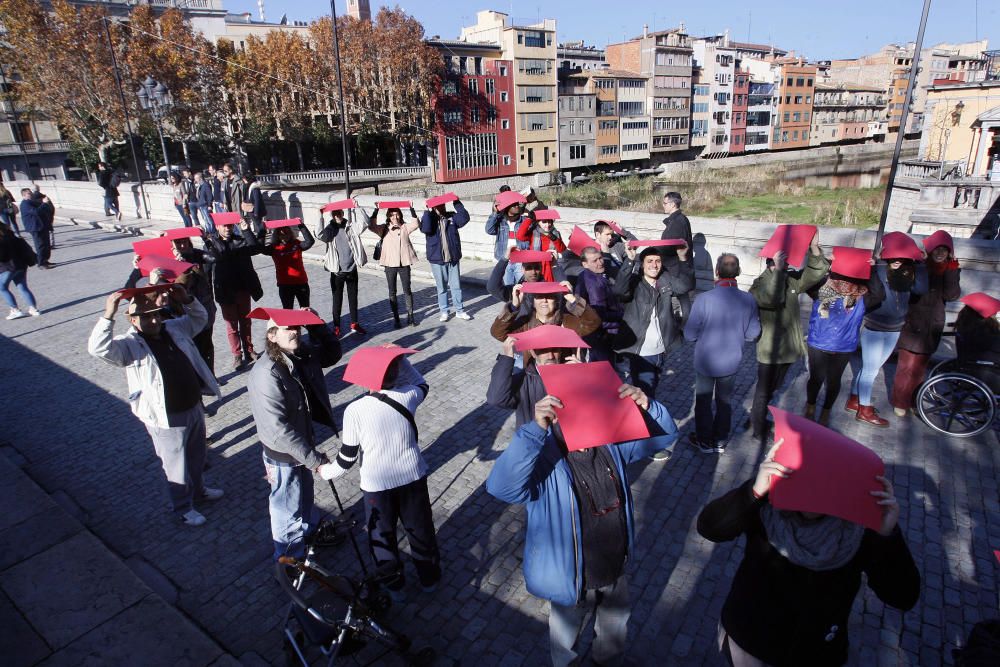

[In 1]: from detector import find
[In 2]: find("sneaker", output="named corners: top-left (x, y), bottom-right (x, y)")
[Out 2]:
top-left (199, 487), bottom-right (224, 501)
top-left (687, 434), bottom-right (717, 454)
top-left (180, 509), bottom-right (207, 526)
top-left (6, 308), bottom-right (26, 320)
top-left (438, 312), bottom-right (449, 322)
top-left (27, 307), bottom-right (40, 317)
top-left (350, 322), bottom-right (367, 335)
top-left (714, 441), bottom-right (728, 454)
top-left (245, 349), bottom-right (260, 363)
top-left (650, 449), bottom-right (672, 462)
top-left (233, 355), bottom-right (244, 371)
top-left (455, 311), bottom-right (472, 321)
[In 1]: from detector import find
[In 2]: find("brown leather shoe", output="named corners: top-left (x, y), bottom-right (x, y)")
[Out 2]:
top-left (804, 403), bottom-right (816, 420)
top-left (856, 405), bottom-right (889, 427)
top-left (844, 394), bottom-right (859, 412)
top-left (817, 408), bottom-right (831, 427)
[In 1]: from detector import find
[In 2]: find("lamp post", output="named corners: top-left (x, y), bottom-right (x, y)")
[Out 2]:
top-left (330, 0), bottom-right (352, 196)
top-left (136, 76), bottom-right (174, 182)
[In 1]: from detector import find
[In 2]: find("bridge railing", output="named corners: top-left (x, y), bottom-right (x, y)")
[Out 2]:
top-left (257, 166), bottom-right (430, 185)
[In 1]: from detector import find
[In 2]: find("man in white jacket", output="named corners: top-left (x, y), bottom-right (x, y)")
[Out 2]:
top-left (88, 284), bottom-right (223, 526)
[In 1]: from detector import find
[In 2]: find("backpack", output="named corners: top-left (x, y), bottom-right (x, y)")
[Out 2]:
top-left (13, 236), bottom-right (37, 267)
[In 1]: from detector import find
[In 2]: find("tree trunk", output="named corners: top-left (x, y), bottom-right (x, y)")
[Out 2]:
top-left (181, 140), bottom-right (190, 167)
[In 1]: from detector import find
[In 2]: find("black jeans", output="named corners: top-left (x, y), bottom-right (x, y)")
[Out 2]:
top-left (329, 269), bottom-right (359, 327)
top-left (694, 372), bottom-right (736, 443)
top-left (31, 231), bottom-right (51, 265)
top-left (385, 265), bottom-right (413, 318)
top-left (363, 476), bottom-right (441, 590)
top-left (193, 326), bottom-right (215, 376)
top-left (277, 283), bottom-right (310, 309)
top-left (806, 346), bottom-right (852, 409)
top-left (749, 362), bottom-right (792, 436)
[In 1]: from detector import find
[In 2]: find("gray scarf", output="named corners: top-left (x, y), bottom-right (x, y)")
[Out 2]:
top-left (761, 504), bottom-right (864, 571)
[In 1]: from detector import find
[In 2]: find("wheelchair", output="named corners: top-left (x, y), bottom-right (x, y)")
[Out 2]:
top-left (916, 356), bottom-right (998, 438)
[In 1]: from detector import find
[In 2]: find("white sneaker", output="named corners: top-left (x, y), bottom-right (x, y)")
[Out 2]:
top-left (180, 509), bottom-right (207, 526)
top-left (199, 487), bottom-right (224, 501)
top-left (6, 309), bottom-right (26, 320)
top-left (28, 307), bottom-right (40, 317)
top-left (438, 312), bottom-right (449, 322)
top-left (455, 311), bottom-right (472, 321)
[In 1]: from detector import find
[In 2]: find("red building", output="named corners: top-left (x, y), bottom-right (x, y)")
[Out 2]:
top-left (428, 40), bottom-right (517, 183)
top-left (729, 68), bottom-right (749, 153)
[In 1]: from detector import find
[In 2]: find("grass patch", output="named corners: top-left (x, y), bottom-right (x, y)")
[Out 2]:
top-left (699, 186), bottom-right (886, 228)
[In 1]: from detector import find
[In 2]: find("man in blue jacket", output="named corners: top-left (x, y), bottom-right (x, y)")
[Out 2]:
top-left (420, 197), bottom-right (471, 322)
top-left (19, 188), bottom-right (53, 268)
top-left (487, 383), bottom-right (678, 666)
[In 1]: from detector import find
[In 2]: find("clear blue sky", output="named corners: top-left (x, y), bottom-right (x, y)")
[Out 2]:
top-left (228, 0), bottom-right (998, 61)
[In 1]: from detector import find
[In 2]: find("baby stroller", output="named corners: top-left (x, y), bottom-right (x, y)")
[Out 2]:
top-left (276, 482), bottom-right (436, 666)
top-left (916, 353), bottom-right (998, 438)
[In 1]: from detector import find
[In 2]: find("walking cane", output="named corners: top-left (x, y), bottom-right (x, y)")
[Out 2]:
top-left (327, 479), bottom-right (369, 576)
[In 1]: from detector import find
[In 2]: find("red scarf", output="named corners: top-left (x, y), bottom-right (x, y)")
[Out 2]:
top-left (715, 279), bottom-right (739, 288)
top-left (928, 257), bottom-right (959, 276)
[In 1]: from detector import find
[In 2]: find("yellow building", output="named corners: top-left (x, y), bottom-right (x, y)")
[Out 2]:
top-left (460, 11), bottom-right (558, 175)
top-left (919, 80), bottom-right (1000, 177)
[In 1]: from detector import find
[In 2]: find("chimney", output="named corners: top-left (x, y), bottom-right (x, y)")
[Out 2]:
top-left (724, 28), bottom-right (730, 47)
top-left (643, 24), bottom-right (648, 38)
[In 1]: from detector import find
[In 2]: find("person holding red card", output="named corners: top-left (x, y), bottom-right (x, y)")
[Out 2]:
top-left (261, 220), bottom-right (315, 310)
top-left (574, 246), bottom-right (623, 362)
top-left (845, 233), bottom-right (928, 427)
top-left (515, 211), bottom-right (566, 282)
top-left (206, 217), bottom-right (264, 371)
top-left (368, 204), bottom-right (421, 328)
top-left (490, 281), bottom-right (601, 343)
top-left (487, 373), bottom-right (679, 666)
top-left (593, 221), bottom-right (633, 281)
top-left (612, 243), bottom-right (695, 404)
top-left (749, 233), bottom-right (830, 440)
top-left (316, 199), bottom-right (369, 337)
top-left (88, 284), bottom-right (223, 527)
top-left (954, 293), bottom-right (999, 390)
top-left (420, 195), bottom-right (472, 322)
top-left (803, 248), bottom-right (885, 426)
top-left (486, 191), bottom-right (530, 286)
top-left (486, 246), bottom-right (552, 315)
top-left (890, 230), bottom-right (961, 417)
top-left (697, 440), bottom-right (920, 667)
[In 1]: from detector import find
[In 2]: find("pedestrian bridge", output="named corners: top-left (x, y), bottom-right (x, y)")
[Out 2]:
top-left (257, 166), bottom-right (430, 188)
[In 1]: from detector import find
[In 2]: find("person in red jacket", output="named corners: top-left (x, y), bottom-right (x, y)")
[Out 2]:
top-left (516, 213), bottom-right (565, 282)
top-left (261, 221), bottom-right (315, 309)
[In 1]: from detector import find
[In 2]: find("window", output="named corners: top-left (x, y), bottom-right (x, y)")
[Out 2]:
top-left (594, 79), bottom-right (615, 89)
top-left (792, 112), bottom-right (800, 122)
top-left (503, 155), bottom-right (511, 165)
top-left (692, 102), bottom-right (709, 113)
top-left (807, 78), bottom-right (813, 86)
top-left (692, 119), bottom-right (708, 136)
top-left (471, 107), bottom-right (480, 123)
top-left (598, 101), bottom-right (615, 116)
top-left (622, 143), bottom-right (648, 152)
top-left (568, 121), bottom-right (575, 135)
top-left (500, 91), bottom-right (508, 102)
top-left (520, 113), bottom-right (554, 131)
top-left (600, 145), bottom-right (618, 156)
top-left (527, 147), bottom-right (533, 167)
top-left (523, 31), bottom-right (545, 48)
top-left (619, 79), bottom-right (644, 88)
top-left (569, 145), bottom-right (587, 160)
top-left (517, 32), bottom-right (523, 45)
top-left (785, 96), bottom-right (791, 104)
top-left (792, 130), bottom-right (799, 139)
top-left (693, 84), bottom-right (711, 96)
top-left (805, 95), bottom-right (811, 104)
top-left (486, 79), bottom-right (495, 94)
top-left (544, 147), bottom-right (550, 166)
top-left (444, 133), bottom-right (497, 172)
top-left (803, 130), bottom-right (808, 140)
top-left (442, 81), bottom-right (457, 95)
top-left (653, 117), bottom-right (689, 130)
top-left (499, 65), bottom-right (508, 77)
top-left (781, 131), bottom-right (789, 141)
top-left (469, 80), bottom-right (479, 94)
top-left (796, 77), bottom-right (804, 86)
top-left (474, 57), bottom-right (483, 75)
top-left (599, 120), bottom-right (618, 131)
top-left (501, 119), bottom-right (510, 129)
top-left (622, 120), bottom-right (649, 130)
top-left (442, 108), bottom-right (462, 124)
top-left (794, 96), bottom-right (802, 104)
top-left (783, 112), bottom-right (790, 122)
top-left (568, 97), bottom-right (575, 111)
top-left (654, 97), bottom-right (689, 111)
top-left (804, 112), bottom-right (810, 122)
top-left (786, 77), bottom-right (793, 86)
top-left (618, 101), bottom-right (644, 116)
top-left (519, 59), bottom-right (552, 75)
top-left (487, 107), bottom-right (496, 122)
top-left (519, 86), bottom-right (552, 103)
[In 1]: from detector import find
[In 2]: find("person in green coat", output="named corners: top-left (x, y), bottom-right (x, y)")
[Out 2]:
top-left (748, 234), bottom-right (830, 439)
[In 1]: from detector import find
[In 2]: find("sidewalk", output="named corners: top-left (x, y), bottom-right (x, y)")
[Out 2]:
top-left (0, 450), bottom-right (232, 667)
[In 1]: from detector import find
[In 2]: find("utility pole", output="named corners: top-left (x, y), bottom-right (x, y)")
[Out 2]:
top-left (874, 0), bottom-right (932, 252)
top-left (103, 17), bottom-right (150, 219)
top-left (330, 0), bottom-right (352, 196)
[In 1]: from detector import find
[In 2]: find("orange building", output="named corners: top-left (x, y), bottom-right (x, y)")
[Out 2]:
top-left (887, 68), bottom-right (909, 132)
top-left (772, 60), bottom-right (817, 150)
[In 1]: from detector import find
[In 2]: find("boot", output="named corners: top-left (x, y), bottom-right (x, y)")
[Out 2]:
top-left (804, 403), bottom-right (816, 420)
top-left (856, 405), bottom-right (889, 427)
top-left (406, 294), bottom-right (418, 327)
top-left (390, 297), bottom-right (402, 329)
top-left (844, 393), bottom-right (859, 412)
top-left (817, 408), bottom-right (831, 427)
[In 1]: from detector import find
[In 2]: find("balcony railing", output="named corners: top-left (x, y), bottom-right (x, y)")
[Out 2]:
top-left (0, 140), bottom-right (70, 155)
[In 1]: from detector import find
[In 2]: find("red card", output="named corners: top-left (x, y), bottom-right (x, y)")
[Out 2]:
top-left (132, 237), bottom-right (173, 259)
top-left (247, 307), bottom-right (324, 327)
top-left (759, 225), bottom-right (817, 267)
top-left (425, 192), bottom-right (459, 208)
top-left (961, 292), bottom-right (1000, 319)
top-left (994, 549), bottom-right (1000, 564)
top-left (768, 407), bottom-right (885, 531)
top-left (568, 226), bottom-right (598, 256)
top-left (879, 232), bottom-right (923, 261)
top-left (537, 361), bottom-right (650, 451)
top-left (322, 199), bottom-right (356, 213)
top-left (377, 200), bottom-right (412, 209)
top-left (510, 324), bottom-right (589, 352)
top-left (496, 191), bottom-right (527, 210)
top-left (532, 209), bottom-right (560, 221)
top-left (163, 227), bottom-right (203, 240)
top-left (343, 346), bottom-right (419, 391)
top-left (210, 212), bottom-right (242, 227)
top-left (509, 249), bottom-right (552, 264)
top-left (519, 281), bottom-right (568, 295)
top-left (922, 229), bottom-right (953, 253)
top-left (627, 239), bottom-right (687, 248)
top-left (831, 246), bottom-right (872, 280)
top-left (264, 218), bottom-right (302, 229)
top-left (136, 254), bottom-right (193, 280)
top-left (117, 284), bottom-right (173, 301)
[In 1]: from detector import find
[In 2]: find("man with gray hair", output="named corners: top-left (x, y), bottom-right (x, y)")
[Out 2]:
top-left (683, 253), bottom-right (760, 453)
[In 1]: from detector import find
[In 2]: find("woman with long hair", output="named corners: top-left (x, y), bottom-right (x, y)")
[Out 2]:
top-left (891, 230), bottom-right (961, 416)
top-left (0, 221), bottom-right (40, 319)
top-left (369, 205), bottom-right (420, 328)
top-left (0, 181), bottom-right (20, 235)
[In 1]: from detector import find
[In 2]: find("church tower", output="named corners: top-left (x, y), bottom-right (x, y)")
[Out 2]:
top-left (346, 0), bottom-right (371, 22)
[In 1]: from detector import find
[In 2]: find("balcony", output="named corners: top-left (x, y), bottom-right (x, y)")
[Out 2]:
top-left (0, 140), bottom-right (70, 155)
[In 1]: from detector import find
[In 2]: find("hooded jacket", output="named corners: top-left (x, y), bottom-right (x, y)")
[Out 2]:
top-left (317, 209), bottom-right (369, 273)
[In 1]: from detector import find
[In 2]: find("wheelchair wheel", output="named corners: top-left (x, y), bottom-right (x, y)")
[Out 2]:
top-left (928, 358), bottom-right (959, 379)
top-left (916, 373), bottom-right (996, 438)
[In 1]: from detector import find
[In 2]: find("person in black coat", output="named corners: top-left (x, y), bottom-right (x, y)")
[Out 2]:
top-left (206, 219), bottom-right (263, 370)
top-left (697, 442), bottom-right (920, 666)
top-left (659, 191), bottom-right (695, 322)
top-left (19, 188), bottom-right (53, 268)
top-left (97, 161), bottom-right (122, 220)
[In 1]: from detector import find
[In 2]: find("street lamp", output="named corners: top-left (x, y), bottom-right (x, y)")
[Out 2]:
top-left (136, 76), bottom-right (174, 181)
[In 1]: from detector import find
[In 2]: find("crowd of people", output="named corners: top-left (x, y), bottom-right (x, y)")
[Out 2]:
top-left (15, 172), bottom-right (986, 665)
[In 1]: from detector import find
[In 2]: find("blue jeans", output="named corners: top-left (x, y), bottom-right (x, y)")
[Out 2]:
top-left (549, 573), bottom-right (630, 666)
top-left (694, 372), bottom-right (736, 443)
top-left (503, 260), bottom-right (524, 287)
top-left (1, 209), bottom-right (20, 234)
top-left (191, 205), bottom-right (212, 233)
top-left (616, 352), bottom-right (664, 396)
top-left (0, 269), bottom-right (36, 309)
top-left (262, 453), bottom-right (320, 562)
top-left (175, 204), bottom-right (193, 227)
top-left (103, 193), bottom-right (120, 216)
top-left (429, 261), bottom-right (464, 314)
top-left (851, 327), bottom-right (901, 406)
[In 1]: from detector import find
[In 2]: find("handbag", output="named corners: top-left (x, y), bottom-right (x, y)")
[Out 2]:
top-left (372, 237), bottom-right (383, 262)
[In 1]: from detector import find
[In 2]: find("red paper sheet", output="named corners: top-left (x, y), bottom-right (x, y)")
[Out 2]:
top-left (264, 218), bottom-right (303, 229)
top-left (768, 407), bottom-right (886, 531)
top-left (627, 239), bottom-right (687, 248)
top-left (568, 226), bottom-right (598, 256)
top-left (136, 255), bottom-right (193, 280)
top-left (537, 361), bottom-right (650, 451)
top-left (509, 249), bottom-right (552, 264)
top-left (162, 227), bottom-right (203, 240)
top-left (879, 231), bottom-right (923, 261)
top-left (247, 307), bottom-right (324, 327)
top-left (377, 200), bottom-right (412, 209)
top-left (132, 237), bottom-right (173, 259)
top-left (519, 281), bottom-right (568, 295)
top-left (496, 191), bottom-right (527, 210)
top-left (118, 284), bottom-right (172, 300)
top-left (343, 346), bottom-right (418, 391)
top-left (602, 220), bottom-right (624, 235)
top-left (425, 192), bottom-right (459, 208)
top-left (532, 209), bottom-right (560, 221)
top-left (210, 212), bottom-right (242, 227)
top-left (321, 199), bottom-right (356, 213)
top-left (758, 225), bottom-right (817, 267)
top-left (830, 246), bottom-right (873, 280)
top-left (961, 292), bottom-right (1000, 319)
top-left (510, 324), bottom-right (589, 352)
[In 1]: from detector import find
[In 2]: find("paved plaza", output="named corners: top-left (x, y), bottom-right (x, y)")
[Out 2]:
top-left (1, 221), bottom-right (998, 666)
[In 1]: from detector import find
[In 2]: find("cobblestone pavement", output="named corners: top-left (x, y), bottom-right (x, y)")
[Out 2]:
top-left (1, 222), bottom-right (998, 666)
